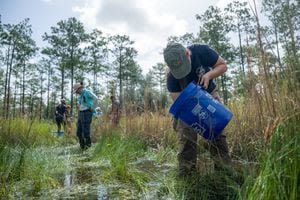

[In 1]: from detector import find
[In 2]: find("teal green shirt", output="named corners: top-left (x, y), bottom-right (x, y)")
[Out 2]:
top-left (78, 89), bottom-right (98, 114)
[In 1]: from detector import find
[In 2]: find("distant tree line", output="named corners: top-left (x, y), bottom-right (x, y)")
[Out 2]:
top-left (0, 0), bottom-right (299, 120)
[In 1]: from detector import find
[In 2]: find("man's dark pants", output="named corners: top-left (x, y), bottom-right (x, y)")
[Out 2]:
top-left (77, 110), bottom-right (93, 149)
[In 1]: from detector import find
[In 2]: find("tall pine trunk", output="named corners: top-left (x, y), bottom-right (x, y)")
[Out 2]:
top-left (21, 62), bottom-right (26, 115)
top-left (70, 47), bottom-right (74, 115)
top-left (237, 22), bottom-right (245, 77)
top-left (46, 64), bottom-right (51, 119)
top-left (3, 45), bottom-right (11, 118)
top-left (39, 75), bottom-right (43, 120)
top-left (60, 63), bottom-right (65, 99)
top-left (3, 43), bottom-right (15, 119)
top-left (6, 46), bottom-right (15, 119)
top-left (119, 48), bottom-right (123, 108)
top-left (12, 81), bottom-right (17, 118)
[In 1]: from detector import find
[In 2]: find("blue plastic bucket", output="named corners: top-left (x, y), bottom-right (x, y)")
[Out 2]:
top-left (169, 81), bottom-right (233, 140)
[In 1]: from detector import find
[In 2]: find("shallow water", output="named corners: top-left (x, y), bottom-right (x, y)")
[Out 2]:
top-left (8, 139), bottom-right (243, 200)
top-left (10, 142), bottom-right (177, 200)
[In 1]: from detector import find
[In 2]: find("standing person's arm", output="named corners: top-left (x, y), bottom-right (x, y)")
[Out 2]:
top-left (85, 90), bottom-right (98, 111)
top-left (77, 96), bottom-right (81, 111)
top-left (90, 92), bottom-right (98, 110)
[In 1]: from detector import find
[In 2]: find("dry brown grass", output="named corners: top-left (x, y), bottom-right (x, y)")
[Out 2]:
top-left (92, 110), bottom-right (177, 148)
top-left (227, 79), bottom-right (300, 160)
top-left (91, 79), bottom-right (299, 162)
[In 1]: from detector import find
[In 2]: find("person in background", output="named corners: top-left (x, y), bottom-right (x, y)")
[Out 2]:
top-left (55, 98), bottom-right (67, 134)
top-left (110, 95), bottom-right (121, 126)
top-left (94, 107), bottom-right (103, 128)
top-left (73, 82), bottom-right (98, 150)
top-left (65, 105), bottom-right (73, 135)
top-left (163, 43), bottom-right (231, 176)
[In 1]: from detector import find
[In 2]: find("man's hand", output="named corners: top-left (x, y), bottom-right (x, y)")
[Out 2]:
top-left (199, 73), bottom-right (211, 89)
top-left (199, 56), bottom-right (227, 89)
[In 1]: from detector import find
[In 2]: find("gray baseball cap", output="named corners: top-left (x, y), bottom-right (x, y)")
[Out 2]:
top-left (163, 43), bottom-right (191, 79)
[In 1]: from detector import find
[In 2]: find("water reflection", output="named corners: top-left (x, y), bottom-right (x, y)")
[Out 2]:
top-left (64, 172), bottom-right (73, 188)
top-left (61, 166), bottom-right (97, 188)
top-left (97, 185), bottom-right (109, 200)
top-left (21, 144), bottom-right (178, 199)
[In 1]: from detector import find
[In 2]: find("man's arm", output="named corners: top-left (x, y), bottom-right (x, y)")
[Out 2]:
top-left (199, 56), bottom-right (227, 89)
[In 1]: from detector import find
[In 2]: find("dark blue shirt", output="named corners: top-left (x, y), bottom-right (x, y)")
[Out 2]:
top-left (55, 103), bottom-right (66, 117)
top-left (167, 44), bottom-right (219, 94)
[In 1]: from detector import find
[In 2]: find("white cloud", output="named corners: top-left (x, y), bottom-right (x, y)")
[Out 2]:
top-left (73, 0), bottom-right (218, 73)
top-left (72, 0), bottom-right (101, 28)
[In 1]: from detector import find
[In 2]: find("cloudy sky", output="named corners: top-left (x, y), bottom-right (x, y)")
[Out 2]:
top-left (0, 0), bottom-right (248, 73)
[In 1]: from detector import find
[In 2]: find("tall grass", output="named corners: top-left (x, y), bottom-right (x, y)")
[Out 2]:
top-left (92, 120), bottom-right (244, 199)
top-left (92, 132), bottom-right (151, 190)
top-left (0, 145), bottom-right (67, 198)
top-left (0, 117), bottom-right (57, 146)
top-left (226, 79), bottom-right (300, 199)
top-left (227, 79), bottom-right (300, 162)
top-left (0, 117), bottom-right (65, 198)
top-left (242, 113), bottom-right (300, 200)
top-left (93, 111), bottom-right (178, 149)
top-left (0, 77), bottom-right (298, 199)
top-left (160, 172), bottom-right (240, 200)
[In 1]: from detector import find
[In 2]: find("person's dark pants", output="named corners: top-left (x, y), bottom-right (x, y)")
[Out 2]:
top-left (76, 110), bottom-right (93, 149)
top-left (176, 120), bottom-right (198, 175)
top-left (56, 117), bottom-right (64, 133)
top-left (176, 120), bottom-right (231, 175)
